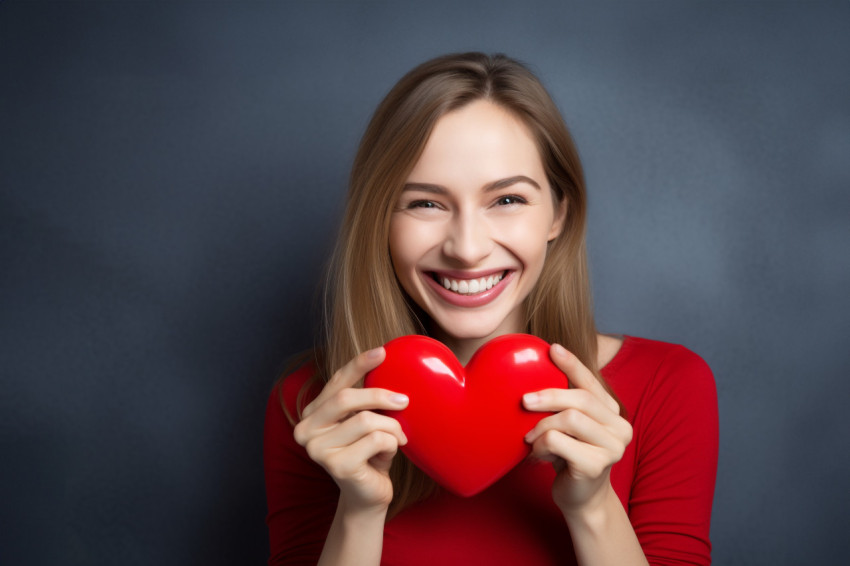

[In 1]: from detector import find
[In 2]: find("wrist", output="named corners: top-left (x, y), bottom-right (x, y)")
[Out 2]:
top-left (560, 483), bottom-right (620, 533)
top-left (337, 493), bottom-right (390, 526)
top-left (318, 495), bottom-right (387, 566)
top-left (560, 484), bottom-right (648, 566)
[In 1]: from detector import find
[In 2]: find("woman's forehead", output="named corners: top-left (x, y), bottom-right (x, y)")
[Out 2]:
top-left (405, 100), bottom-right (546, 189)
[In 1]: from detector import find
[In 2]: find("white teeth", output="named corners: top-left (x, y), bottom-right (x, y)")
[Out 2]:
top-left (439, 273), bottom-right (504, 295)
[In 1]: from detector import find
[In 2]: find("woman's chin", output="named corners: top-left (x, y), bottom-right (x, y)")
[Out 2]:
top-left (429, 316), bottom-right (513, 345)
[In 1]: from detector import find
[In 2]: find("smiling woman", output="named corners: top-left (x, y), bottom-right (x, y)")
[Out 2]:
top-left (264, 53), bottom-right (718, 566)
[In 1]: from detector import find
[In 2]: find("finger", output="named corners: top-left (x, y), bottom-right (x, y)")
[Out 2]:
top-left (549, 343), bottom-right (619, 414)
top-left (303, 347), bottom-right (386, 418)
top-left (524, 389), bottom-right (633, 448)
top-left (294, 388), bottom-right (408, 445)
top-left (529, 429), bottom-right (611, 479)
top-left (331, 346), bottom-right (387, 388)
top-left (523, 388), bottom-right (619, 426)
top-left (525, 408), bottom-right (624, 454)
top-left (307, 411), bottom-right (408, 454)
top-left (323, 431), bottom-right (400, 478)
top-left (310, 387), bottom-right (408, 426)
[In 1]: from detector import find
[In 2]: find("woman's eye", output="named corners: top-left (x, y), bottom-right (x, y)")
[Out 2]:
top-left (408, 200), bottom-right (438, 209)
top-left (495, 195), bottom-right (527, 206)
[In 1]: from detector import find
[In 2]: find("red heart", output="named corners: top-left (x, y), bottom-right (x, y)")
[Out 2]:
top-left (364, 333), bottom-right (567, 497)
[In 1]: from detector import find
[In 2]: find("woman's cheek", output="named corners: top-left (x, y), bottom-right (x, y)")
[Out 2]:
top-left (493, 215), bottom-right (551, 255)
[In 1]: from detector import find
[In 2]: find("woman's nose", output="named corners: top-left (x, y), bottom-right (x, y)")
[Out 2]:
top-left (442, 211), bottom-right (493, 265)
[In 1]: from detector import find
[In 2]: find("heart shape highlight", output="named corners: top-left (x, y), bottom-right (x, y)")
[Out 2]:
top-left (364, 333), bottom-right (567, 497)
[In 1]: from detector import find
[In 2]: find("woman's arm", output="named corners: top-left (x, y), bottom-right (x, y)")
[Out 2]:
top-left (560, 485), bottom-right (649, 566)
top-left (291, 347), bottom-right (408, 566)
top-left (265, 348), bottom-right (408, 565)
top-left (524, 342), bottom-right (718, 565)
top-left (316, 496), bottom-right (389, 566)
top-left (624, 345), bottom-right (718, 564)
top-left (524, 344), bottom-right (649, 566)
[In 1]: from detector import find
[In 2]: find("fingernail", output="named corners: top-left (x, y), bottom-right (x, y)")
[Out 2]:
top-left (552, 343), bottom-right (567, 358)
top-left (366, 347), bottom-right (383, 359)
top-left (390, 393), bottom-right (409, 406)
top-left (523, 392), bottom-right (540, 406)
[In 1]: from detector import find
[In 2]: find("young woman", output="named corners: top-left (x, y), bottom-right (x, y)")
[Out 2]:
top-left (264, 53), bottom-right (718, 565)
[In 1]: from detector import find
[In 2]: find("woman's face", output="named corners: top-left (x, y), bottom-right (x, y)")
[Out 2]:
top-left (389, 99), bottom-right (566, 345)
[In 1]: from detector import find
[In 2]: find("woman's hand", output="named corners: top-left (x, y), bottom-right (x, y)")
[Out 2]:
top-left (293, 347), bottom-right (409, 515)
top-left (522, 343), bottom-right (633, 519)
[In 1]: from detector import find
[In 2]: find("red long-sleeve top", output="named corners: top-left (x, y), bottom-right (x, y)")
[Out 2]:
top-left (264, 335), bottom-right (719, 565)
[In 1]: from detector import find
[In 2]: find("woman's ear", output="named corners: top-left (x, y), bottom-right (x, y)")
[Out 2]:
top-left (547, 196), bottom-right (568, 242)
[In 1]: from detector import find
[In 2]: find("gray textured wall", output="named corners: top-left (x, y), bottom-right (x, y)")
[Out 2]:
top-left (2, 2), bottom-right (849, 564)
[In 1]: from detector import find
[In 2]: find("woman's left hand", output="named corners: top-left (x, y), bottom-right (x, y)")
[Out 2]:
top-left (522, 343), bottom-right (633, 519)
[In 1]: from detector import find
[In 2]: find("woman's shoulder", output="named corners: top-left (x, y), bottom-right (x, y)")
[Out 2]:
top-left (603, 335), bottom-right (716, 405)
top-left (267, 354), bottom-right (322, 423)
top-left (605, 334), bottom-right (711, 374)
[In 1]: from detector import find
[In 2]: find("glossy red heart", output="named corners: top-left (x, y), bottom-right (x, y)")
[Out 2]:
top-left (364, 333), bottom-right (567, 497)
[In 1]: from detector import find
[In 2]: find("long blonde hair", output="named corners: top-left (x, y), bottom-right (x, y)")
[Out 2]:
top-left (291, 52), bottom-right (609, 517)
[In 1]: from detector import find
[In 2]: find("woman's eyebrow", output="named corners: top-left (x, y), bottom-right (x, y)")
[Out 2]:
top-left (403, 175), bottom-right (541, 193)
top-left (485, 175), bottom-right (541, 192)
top-left (402, 182), bottom-right (448, 194)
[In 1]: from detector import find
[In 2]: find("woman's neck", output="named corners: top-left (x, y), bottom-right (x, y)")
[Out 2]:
top-left (434, 333), bottom-right (490, 365)
top-left (429, 309), bottom-right (527, 365)
top-left (433, 326), bottom-right (624, 369)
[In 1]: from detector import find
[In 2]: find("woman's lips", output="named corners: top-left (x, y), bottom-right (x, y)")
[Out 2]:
top-left (422, 269), bottom-right (514, 308)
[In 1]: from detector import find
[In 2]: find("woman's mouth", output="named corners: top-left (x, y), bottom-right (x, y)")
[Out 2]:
top-left (423, 269), bottom-right (514, 307)
top-left (431, 271), bottom-right (507, 295)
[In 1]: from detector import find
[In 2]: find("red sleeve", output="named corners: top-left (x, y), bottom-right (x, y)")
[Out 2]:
top-left (629, 346), bottom-right (719, 566)
top-left (263, 367), bottom-right (338, 565)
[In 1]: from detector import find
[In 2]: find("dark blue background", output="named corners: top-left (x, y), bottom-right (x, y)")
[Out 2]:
top-left (2, 2), bottom-right (849, 564)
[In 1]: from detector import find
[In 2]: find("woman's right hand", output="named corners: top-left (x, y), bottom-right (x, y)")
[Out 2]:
top-left (292, 347), bottom-right (409, 514)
